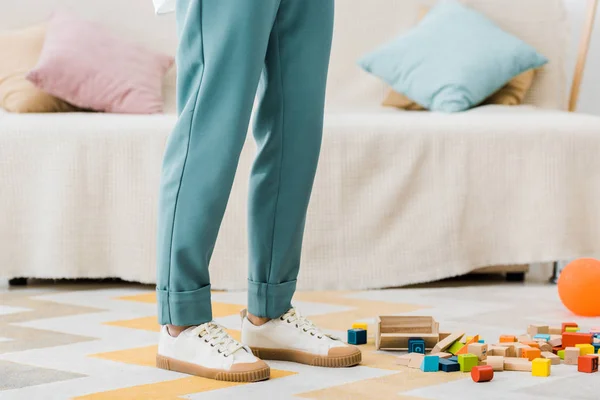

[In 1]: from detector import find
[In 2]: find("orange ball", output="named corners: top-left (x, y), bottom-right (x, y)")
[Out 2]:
top-left (558, 258), bottom-right (600, 317)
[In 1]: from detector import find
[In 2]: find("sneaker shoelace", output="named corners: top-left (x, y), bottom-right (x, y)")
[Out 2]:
top-left (191, 322), bottom-right (244, 357)
top-left (280, 308), bottom-right (334, 340)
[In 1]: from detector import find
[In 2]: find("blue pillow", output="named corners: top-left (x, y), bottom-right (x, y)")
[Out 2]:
top-left (358, 0), bottom-right (549, 112)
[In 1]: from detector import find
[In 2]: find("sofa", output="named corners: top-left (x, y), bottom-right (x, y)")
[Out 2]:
top-left (2, 0), bottom-right (600, 290)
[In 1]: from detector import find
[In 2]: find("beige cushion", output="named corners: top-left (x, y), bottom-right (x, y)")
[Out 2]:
top-left (0, 25), bottom-right (79, 113)
top-left (383, 69), bottom-right (537, 110)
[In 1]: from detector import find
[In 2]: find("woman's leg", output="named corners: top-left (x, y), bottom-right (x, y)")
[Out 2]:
top-left (156, 0), bottom-right (280, 327)
top-left (247, 0), bottom-right (335, 319)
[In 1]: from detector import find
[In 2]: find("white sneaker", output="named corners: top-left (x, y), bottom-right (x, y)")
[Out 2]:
top-left (156, 322), bottom-right (270, 382)
top-left (241, 308), bottom-right (361, 368)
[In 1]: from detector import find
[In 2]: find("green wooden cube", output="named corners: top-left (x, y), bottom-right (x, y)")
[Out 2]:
top-left (448, 341), bottom-right (465, 355)
top-left (458, 353), bottom-right (478, 372)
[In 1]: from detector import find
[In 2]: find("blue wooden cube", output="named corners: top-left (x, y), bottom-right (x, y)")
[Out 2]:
top-left (593, 343), bottom-right (600, 353)
top-left (347, 328), bottom-right (367, 345)
top-left (408, 338), bottom-right (426, 354)
top-left (448, 355), bottom-right (458, 362)
top-left (420, 355), bottom-right (439, 372)
top-left (439, 358), bottom-right (460, 372)
top-left (478, 339), bottom-right (485, 344)
top-left (534, 334), bottom-right (551, 341)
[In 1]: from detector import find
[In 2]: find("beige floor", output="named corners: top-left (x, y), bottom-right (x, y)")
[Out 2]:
top-left (1, 271), bottom-right (598, 400)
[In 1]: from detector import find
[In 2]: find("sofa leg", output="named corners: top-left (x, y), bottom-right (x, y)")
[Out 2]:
top-left (505, 272), bottom-right (525, 282)
top-left (8, 278), bottom-right (28, 286)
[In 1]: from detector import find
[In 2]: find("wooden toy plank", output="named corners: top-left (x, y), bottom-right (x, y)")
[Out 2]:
top-left (504, 357), bottom-right (532, 372)
top-left (541, 351), bottom-right (560, 365)
top-left (431, 331), bottom-right (465, 354)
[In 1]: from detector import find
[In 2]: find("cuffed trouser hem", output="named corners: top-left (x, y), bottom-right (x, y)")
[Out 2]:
top-left (157, 284), bottom-right (212, 326)
top-left (247, 279), bottom-right (297, 319)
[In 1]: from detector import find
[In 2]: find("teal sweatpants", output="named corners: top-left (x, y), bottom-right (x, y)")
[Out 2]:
top-left (156, 0), bottom-right (334, 326)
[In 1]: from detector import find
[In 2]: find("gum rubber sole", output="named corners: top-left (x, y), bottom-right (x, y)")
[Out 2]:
top-left (156, 355), bottom-right (270, 382)
top-left (251, 347), bottom-right (362, 368)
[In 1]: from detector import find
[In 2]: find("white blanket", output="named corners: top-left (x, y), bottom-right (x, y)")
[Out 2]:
top-left (2, 106), bottom-right (600, 289)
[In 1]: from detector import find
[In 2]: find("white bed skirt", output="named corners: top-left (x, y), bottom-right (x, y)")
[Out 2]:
top-left (1, 106), bottom-right (600, 290)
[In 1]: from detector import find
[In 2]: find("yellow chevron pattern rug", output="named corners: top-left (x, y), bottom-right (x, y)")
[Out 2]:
top-left (1, 282), bottom-right (599, 399)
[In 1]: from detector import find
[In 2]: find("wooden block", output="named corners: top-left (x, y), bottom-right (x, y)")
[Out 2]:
top-left (395, 354), bottom-right (412, 366)
top-left (537, 342), bottom-right (552, 352)
top-left (484, 356), bottom-right (505, 371)
top-left (431, 352), bottom-right (452, 359)
top-left (564, 347), bottom-right (581, 365)
top-left (522, 348), bottom-right (542, 361)
top-left (504, 357), bottom-right (532, 372)
top-left (562, 332), bottom-right (593, 348)
top-left (541, 351), bottom-right (560, 365)
top-left (532, 358), bottom-right (551, 377)
top-left (352, 322), bottom-right (368, 330)
top-left (528, 325), bottom-right (549, 337)
top-left (439, 332), bottom-right (451, 341)
top-left (468, 343), bottom-right (488, 361)
top-left (576, 344), bottom-right (595, 356)
top-left (549, 326), bottom-right (562, 335)
top-left (456, 335), bottom-right (479, 355)
top-left (557, 350), bottom-right (565, 360)
top-left (457, 353), bottom-right (478, 372)
top-left (578, 355), bottom-right (599, 373)
top-left (521, 341), bottom-right (540, 349)
top-left (439, 358), bottom-right (460, 372)
top-left (499, 335), bottom-right (516, 343)
top-left (565, 327), bottom-right (580, 333)
top-left (489, 346), bottom-right (508, 357)
top-left (518, 334), bottom-right (532, 342)
top-left (548, 338), bottom-right (562, 347)
top-left (495, 343), bottom-right (517, 357)
top-left (408, 353), bottom-right (425, 369)
top-left (471, 365), bottom-right (494, 382)
top-left (421, 355), bottom-right (440, 372)
top-left (562, 322), bottom-right (578, 333)
top-left (431, 331), bottom-right (465, 354)
top-left (514, 343), bottom-right (531, 358)
top-left (448, 341), bottom-right (465, 355)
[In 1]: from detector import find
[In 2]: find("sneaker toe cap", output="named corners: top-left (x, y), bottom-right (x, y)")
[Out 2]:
top-left (230, 359), bottom-right (270, 373)
top-left (328, 345), bottom-right (362, 357)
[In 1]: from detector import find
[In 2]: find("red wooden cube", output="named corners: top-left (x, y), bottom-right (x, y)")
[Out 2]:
top-left (578, 355), bottom-right (599, 373)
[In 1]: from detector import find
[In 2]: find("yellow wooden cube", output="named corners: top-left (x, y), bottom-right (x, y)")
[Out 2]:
top-left (576, 344), bottom-right (595, 356)
top-left (532, 358), bottom-right (551, 377)
top-left (565, 327), bottom-right (580, 333)
top-left (352, 322), bottom-right (368, 330)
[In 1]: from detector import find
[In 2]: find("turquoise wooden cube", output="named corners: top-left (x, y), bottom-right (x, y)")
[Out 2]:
top-left (421, 355), bottom-right (439, 372)
top-left (478, 339), bottom-right (485, 344)
top-left (458, 353), bottom-right (478, 372)
top-left (347, 329), bottom-right (367, 345)
top-left (534, 334), bottom-right (551, 341)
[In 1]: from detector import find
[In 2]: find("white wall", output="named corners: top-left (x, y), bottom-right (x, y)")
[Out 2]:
top-left (564, 0), bottom-right (600, 115)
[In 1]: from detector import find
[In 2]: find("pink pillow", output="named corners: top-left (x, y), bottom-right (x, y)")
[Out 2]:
top-left (27, 12), bottom-right (174, 114)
